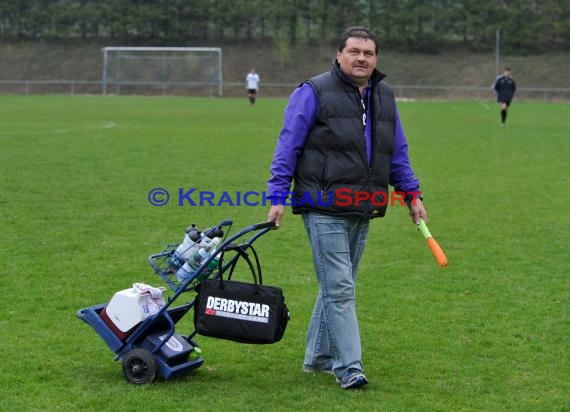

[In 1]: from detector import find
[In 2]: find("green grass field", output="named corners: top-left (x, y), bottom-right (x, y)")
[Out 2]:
top-left (1, 95), bottom-right (569, 411)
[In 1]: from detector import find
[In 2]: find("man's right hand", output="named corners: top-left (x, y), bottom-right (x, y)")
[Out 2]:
top-left (267, 205), bottom-right (285, 228)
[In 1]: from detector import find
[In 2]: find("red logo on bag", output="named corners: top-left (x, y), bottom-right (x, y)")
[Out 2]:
top-left (205, 308), bottom-right (216, 315)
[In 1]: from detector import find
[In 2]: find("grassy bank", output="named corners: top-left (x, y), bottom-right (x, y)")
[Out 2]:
top-left (1, 41), bottom-right (569, 91)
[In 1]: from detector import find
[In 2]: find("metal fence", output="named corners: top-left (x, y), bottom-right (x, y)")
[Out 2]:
top-left (0, 80), bottom-right (101, 95)
top-left (1, 79), bottom-right (569, 102)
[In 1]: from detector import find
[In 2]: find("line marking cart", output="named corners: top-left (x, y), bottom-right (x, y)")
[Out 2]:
top-left (77, 220), bottom-right (276, 384)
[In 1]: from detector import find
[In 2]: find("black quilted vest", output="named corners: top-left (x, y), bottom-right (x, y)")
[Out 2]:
top-left (291, 62), bottom-right (397, 219)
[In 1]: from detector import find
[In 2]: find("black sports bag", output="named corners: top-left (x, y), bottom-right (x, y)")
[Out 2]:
top-left (194, 243), bottom-right (289, 344)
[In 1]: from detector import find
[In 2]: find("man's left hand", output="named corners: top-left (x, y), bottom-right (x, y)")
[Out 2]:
top-left (408, 199), bottom-right (428, 225)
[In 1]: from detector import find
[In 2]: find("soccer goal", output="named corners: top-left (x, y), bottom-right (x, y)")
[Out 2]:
top-left (101, 47), bottom-right (223, 96)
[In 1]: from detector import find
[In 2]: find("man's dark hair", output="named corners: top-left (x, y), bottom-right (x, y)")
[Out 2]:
top-left (338, 27), bottom-right (379, 54)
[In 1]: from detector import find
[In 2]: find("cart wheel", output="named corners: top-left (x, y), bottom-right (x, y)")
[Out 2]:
top-left (122, 348), bottom-right (156, 384)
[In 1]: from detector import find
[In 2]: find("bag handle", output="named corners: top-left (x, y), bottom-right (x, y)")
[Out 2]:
top-left (249, 245), bottom-right (263, 284)
top-left (216, 243), bottom-right (262, 287)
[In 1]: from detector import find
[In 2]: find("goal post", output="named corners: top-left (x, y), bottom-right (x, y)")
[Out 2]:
top-left (101, 47), bottom-right (223, 96)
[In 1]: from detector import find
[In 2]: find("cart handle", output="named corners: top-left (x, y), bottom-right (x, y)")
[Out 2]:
top-left (252, 220), bottom-right (277, 230)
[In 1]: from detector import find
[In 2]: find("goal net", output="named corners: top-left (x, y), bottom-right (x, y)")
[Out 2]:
top-left (101, 47), bottom-right (223, 96)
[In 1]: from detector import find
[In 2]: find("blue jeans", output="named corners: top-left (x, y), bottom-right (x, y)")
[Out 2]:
top-left (302, 212), bottom-right (370, 377)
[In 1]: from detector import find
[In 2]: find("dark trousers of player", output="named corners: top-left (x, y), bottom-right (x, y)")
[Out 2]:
top-left (500, 100), bottom-right (511, 125)
top-left (248, 89), bottom-right (257, 105)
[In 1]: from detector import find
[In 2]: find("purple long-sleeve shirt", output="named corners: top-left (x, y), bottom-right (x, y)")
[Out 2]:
top-left (267, 82), bottom-right (420, 199)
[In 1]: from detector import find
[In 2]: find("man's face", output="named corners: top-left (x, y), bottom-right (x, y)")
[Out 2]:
top-left (337, 37), bottom-right (377, 87)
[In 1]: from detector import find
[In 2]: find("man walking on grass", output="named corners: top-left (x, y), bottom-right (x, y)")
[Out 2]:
top-left (493, 67), bottom-right (517, 127)
top-left (266, 26), bottom-right (427, 390)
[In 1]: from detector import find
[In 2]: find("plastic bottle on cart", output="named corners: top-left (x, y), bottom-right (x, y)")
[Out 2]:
top-left (175, 236), bottom-right (221, 283)
top-left (171, 224), bottom-right (201, 267)
top-left (194, 236), bottom-right (222, 275)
